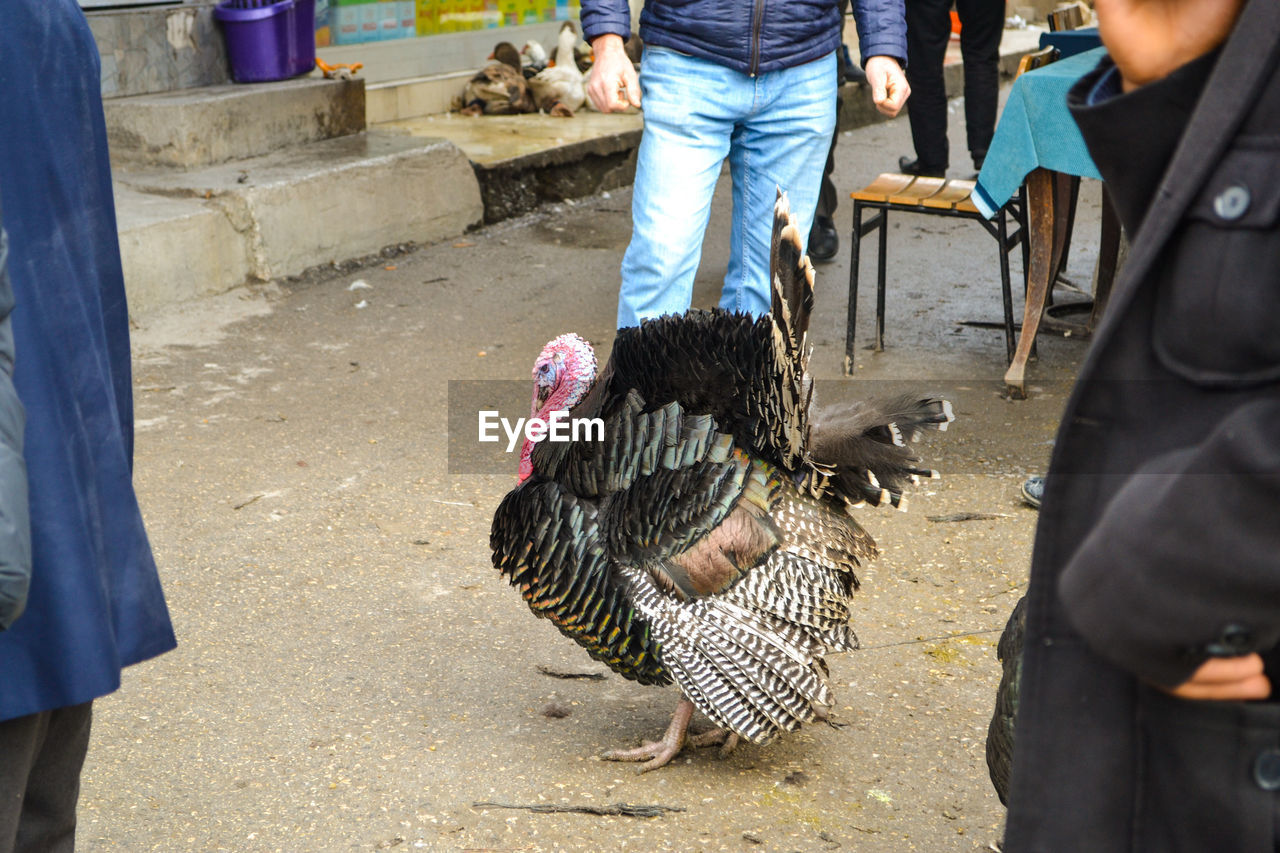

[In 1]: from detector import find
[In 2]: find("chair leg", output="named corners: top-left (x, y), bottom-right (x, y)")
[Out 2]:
top-left (1015, 184), bottom-right (1036, 362)
top-left (997, 208), bottom-right (1016, 364)
top-left (845, 202), bottom-right (864, 374)
top-left (875, 207), bottom-right (888, 352)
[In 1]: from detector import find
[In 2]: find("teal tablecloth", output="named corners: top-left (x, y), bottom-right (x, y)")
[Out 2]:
top-left (972, 46), bottom-right (1107, 219)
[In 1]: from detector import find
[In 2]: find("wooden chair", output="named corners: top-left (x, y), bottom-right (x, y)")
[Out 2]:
top-left (842, 46), bottom-right (1060, 375)
top-left (1016, 43), bottom-right (1061, 76)
top-left (844, 177), bottom-right (1026, 372)
top-left (1047, 3), bottom-right (1085, 31)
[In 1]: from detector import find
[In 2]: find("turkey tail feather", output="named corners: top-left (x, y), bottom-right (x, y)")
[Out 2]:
top-left (768, 190), bottom-right (817, 470)
top-left (621, 556), bottom-right (847, 744)
top-left (809, 395), bottom-right (955, 508)
top-left (770, 189), bottom-right (815, 361)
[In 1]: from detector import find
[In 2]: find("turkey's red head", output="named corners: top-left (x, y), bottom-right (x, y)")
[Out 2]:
top-left (518, 332), bottom-right (597, 482)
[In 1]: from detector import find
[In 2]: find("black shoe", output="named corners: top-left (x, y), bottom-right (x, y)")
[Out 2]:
top-left (1020, 476), bottom-right (1045, 509)
top-left (898, 156), bottom-right (945, 179)
top-left (807, 215), bottom-right (839, 263)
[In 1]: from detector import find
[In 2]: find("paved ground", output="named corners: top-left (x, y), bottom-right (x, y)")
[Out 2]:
top-left (78, 83), bottom-right (1105, 852)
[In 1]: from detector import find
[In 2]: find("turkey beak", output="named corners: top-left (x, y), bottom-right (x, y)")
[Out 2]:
top-left (536, 383), bottom-right (552, 408)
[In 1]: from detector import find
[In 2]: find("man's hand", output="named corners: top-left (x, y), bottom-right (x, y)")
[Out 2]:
top-left (587, 34), bottom-right (641, 113)
top-left (865, 55), bottom-right (909, 117)
top-left (1159, 653), bottom-right (1272, 701)
top-left (1094, 0), bottom-right (1244, 91)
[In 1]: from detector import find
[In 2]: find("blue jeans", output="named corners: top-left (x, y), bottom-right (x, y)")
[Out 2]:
top-left (617, 47), bottom-right (837, 329)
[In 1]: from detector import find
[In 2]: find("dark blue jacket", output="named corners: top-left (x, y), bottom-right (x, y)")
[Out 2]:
top-left (0, 213), bottom-right (30, 634)
top-left (0, 0), bottom-right (175, 722)
top-left (581, 0), bottom-right (906, 77)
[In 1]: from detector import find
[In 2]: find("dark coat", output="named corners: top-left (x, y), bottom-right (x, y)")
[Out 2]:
top-left (581, 0), bottom-right (906, 77)
top-left (0, 0), bottom-right (176, 722)
top-left (1004, 1), bottom-right (1280, 849)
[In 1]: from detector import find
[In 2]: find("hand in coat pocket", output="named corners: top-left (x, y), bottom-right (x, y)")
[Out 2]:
top-left (1158, 653), bottom-right (1272, 701)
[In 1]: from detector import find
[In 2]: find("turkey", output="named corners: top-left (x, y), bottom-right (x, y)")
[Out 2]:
top-left (490, 191), bottom-right (954, 770)
top-left (987, 593), bottom-right (1026, 805)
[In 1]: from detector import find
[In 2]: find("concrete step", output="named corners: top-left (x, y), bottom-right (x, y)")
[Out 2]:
top-left (115, 186), bottom-right (251, 314)
top-left (115, 131), bottom-right (483, 314)
top-left (105, 78), bottom-right (366, 170)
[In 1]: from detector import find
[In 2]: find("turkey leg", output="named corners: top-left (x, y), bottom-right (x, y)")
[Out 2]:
top-left (603, 698), bottom-right (695, 772)
top-left (603, 698), bottom-right (737, 772)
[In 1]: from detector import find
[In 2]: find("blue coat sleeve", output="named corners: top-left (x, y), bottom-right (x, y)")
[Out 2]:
top-left (580, 0), bottom-right (631, 43)
top-left (0, 207), bottom-right (31, 632)
top-left (852, 0), bottom-right (907, 67)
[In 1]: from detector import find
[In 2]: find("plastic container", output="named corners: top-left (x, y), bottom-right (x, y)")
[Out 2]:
top-left (215, 0), bottom-right (317, 83)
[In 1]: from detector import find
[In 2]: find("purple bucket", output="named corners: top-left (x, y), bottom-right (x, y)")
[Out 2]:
top-left (215, 0), bottom-right (316, 83)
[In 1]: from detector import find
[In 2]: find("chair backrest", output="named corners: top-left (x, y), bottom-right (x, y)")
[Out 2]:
top-left (1015, 45), bottom-right (1061, 78)
top-left (1047, 3), bottom-right (1085, 31)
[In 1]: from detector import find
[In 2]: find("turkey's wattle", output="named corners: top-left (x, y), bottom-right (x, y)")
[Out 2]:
top-left (492, 190), bottom-right (953, 770)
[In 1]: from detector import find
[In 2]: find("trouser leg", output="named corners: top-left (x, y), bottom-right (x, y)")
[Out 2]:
top-left (814, 88), bottom-right (844, 220)
top-left (0, 703), bottom-right (92, 853)
top-left (815, 0), bottom-right (850, 220)
top-left (723, 52), bottom-right (837, 316)
top-left (956, 0), bottom-right (1003, 166)
top-left (903, 0), bottom-right (954, 172)
top-left (617, 48), bottom-right (735, 328)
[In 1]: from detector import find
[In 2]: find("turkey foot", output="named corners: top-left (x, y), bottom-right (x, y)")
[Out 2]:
top-left (686, 728), bottom-right (741, 759)
top-left (602, 698), bottom-right (696, 772)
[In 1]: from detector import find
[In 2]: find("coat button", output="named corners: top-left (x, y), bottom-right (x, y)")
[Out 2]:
top-left (1213, 185), bottom-right (1251, 220)
top-left (1254, 749), bottom-right (1280, 791)
top-left (1204, 624), bottom-right (1254, 656)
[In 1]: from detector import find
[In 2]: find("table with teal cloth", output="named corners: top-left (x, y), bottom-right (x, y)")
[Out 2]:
top-left (1039, 27), bottom-right (1102, 59)
top-left (972, 46), bottom-right (1107, 220)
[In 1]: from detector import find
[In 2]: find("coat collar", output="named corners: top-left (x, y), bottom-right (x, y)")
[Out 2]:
top-left (1085, 0), bottom-right (1280, 349)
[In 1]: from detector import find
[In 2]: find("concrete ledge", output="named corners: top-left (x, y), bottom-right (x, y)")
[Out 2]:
top-left (106, 78), bottom-right (366, 170)
top-left (115, 185), bottom-right (252, 315)
top-left (366, 72), bottom-right (474, 125)
top-left (469, 123), bottom-right (643, 223)
top-left (117, 131), bottom-right (483, 288)
top-left (382, 112), bottom-right (644, 223)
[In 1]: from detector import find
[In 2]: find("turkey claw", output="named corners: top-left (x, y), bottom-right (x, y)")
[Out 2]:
top-left (686, 728), bottom-right (740, 758)
top-left (602, 740), bottom-right (683, 773)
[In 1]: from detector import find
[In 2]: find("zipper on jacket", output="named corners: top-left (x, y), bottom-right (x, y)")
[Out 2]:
top-left (749, 0), bottom-right (764, 76)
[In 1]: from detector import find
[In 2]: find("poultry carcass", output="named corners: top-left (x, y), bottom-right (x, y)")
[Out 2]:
top-left (460, 41), bottom-right (535, 116)
top-left (986, 593), bottom-right (1026, 805)
top-left (528, 22), bottom-right (585, 116)
top-left (491, 190), bottom-right (954, 771)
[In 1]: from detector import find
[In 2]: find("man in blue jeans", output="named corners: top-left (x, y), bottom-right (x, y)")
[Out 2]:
top-left (583, 0), bottom-right (909, 329)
